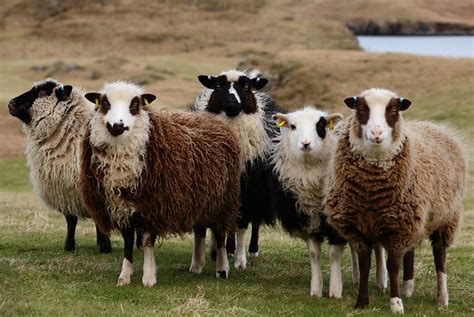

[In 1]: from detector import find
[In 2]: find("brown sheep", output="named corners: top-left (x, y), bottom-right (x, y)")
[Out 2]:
top-left (80, 81), bottom-right (241, 287)
top-left (326, 88), bottom-right (466, 313)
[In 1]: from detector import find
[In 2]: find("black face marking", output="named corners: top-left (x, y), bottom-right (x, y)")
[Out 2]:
top-left (316, 117), bottom-right (327, 139)
top-left (8, 81), bottom-right (58, 124)
top-left (198, 74), bottom-right (268, 118)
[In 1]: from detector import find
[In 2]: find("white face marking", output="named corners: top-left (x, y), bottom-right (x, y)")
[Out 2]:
top-left (359, 90), bottom-right (397, 151)
top-left (228, 83), bottom-right (241, 103)
top-left (104, 98), bottom-right (135, 130)
top-left (284, 110), bottom-right (327, 160)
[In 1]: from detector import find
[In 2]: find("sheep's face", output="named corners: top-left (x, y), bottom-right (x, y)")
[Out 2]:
top-left (85, 83), bottom-right (156, 139)
top-left (345, 89), bottom-right (411, 152)
top-left (197, 70), bottom-right (268, 118)
top-left (274, 108), bottom-right (343, 161)
top-left (8, 79), bottom-right (73, 125)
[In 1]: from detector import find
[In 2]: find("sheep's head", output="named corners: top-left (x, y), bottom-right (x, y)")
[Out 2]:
top-left (274, 107), bottom-right (343, 161)
top-left (85, 82), bottom-right (156, 138)
top-left (344, 88), bottom-right (411, 153)
top-left (8, 79), bottom-right (73, 125)
top-left (197, 69), bottom-right (268, 117)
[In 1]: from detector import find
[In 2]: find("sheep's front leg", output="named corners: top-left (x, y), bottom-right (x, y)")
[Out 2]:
top-left (402, 248), bottom-right (415, 297)
top-left (355, 247), bottom-right (371, 309)
top-left (387, 251), bottom-right (404, 314)
top-left (375, 243), bottom-right (388, 291)
top-left (234, 228), bottom-right (248, 269)
top-left (64, 214), bottom-right (78, 252)
top-left (329, 244), bottom-right (344, 299)
top-left (190, 226), bottom-right (206, 274)
top-left (307, 238), bottom-right (323, 298)
top-left (433, 244), bottom-right (448, 309)
top-left (214, 230), bottom-right (229, 278)
top-left (142, 232), bottom-right (157, 287)
top-left (117, 227), bottom-right (134, 286)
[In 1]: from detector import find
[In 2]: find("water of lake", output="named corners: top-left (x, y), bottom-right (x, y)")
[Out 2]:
top-left (357, 36), bottom-right (474, 58)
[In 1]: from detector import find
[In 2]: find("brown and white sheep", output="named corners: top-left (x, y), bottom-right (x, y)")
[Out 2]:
top-left (326, 88), bottom-right (466, 313)
top-left (7, 79), bottom-right (112, 253)
top-left (81, 81), bottom-right (241, 286)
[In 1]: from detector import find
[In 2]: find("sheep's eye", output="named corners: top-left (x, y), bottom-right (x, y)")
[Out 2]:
top-left (290, 124), bottom-right (296, 130)
top-left (216, 84), bottom-right (221, 89)
top-left (244, 85), bottom-right (250, 91)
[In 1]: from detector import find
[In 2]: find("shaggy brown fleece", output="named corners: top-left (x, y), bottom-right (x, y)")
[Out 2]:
top-left (80, 110), bottom-right (241, 237)
top-left (326, 116), bottom-right (466, 254)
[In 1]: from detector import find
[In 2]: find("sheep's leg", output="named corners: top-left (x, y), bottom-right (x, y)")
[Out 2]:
top-left (117, 227), bottom-right (134, 286)
top-left (190, 226), bottom-right (206, 274)
top-left (225, 232), bottom-right (236, 257)
top-left (329, 244), bottom-right (344, 299)
top-left (350, 244), bottom-right (360, 285)
top-left (136, 229), bottom-right (143, 249)
top-left (387, 251), bottom-right (404, 314)
top-left (375, 243), bottom-right (387, 291)
top-left (248, 221), bottom-right (260, 257)
top-left (214, 230), bottom-right (229, 279)
top-left (64, 214), bottom-right (78, 252)
top-left (96, 225), bottom-right (112, 253)
top-left (431, 228), bottom-right (451, 309)
top-left (402, 249), bottom-right (415, 297)
top-left (307, 238), bottom-right (323, 298)
top-left (209, 230), bottom-right (217, 261)
top-left (142, 232), bottom-right (157, 287)
top-left (354, 247), bottom-right (371, 309)
top-left (234, 228), bottom-right (248, 269)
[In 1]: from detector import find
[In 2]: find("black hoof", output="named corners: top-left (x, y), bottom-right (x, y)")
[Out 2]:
top-left (64, 244), bottom-right (75, 252)
top-left (217, 270), bottom-right (227, 279)
top-left (99, 245), bottom-right (112, 253)
top-left (210, 250), bottom-right (217, 262)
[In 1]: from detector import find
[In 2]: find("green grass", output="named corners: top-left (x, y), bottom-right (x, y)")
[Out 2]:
top-left (0, 189), bottom-right (473, 316)
top-left (0, 158), bottom-right (31, 192)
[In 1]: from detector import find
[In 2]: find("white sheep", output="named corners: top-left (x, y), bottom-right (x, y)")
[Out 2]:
top-left (8, 78), bottom-right (112, 252)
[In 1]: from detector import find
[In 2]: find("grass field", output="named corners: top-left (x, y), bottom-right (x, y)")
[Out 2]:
top-left (0, 159), bottom-right (473, 316)
top-left (1, 0), bottom-right (473, 315)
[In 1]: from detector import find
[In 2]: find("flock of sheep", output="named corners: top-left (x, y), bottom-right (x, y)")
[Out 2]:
top-left (7, 69), bottom-right (467, 314)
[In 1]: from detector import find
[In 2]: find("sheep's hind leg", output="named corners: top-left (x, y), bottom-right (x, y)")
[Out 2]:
top-left (117, 227), bottom-right (134, 286)
top-left (64, 214), bottom-right (78, 252)
top-left (225, 232), bottom-right (236, 257)
top-left (190, 226), bottom-right (206, 274)
top-left (234, 228), bottom-right (248, 269)
top-left (349, 244), bottom-right (360, 286)
top-left (96, 225), bottom-right (112, 253)
top-left (214, 230), bottom-right (229, 278)
top-left (307, 238), bottom-right (323, 298)
top-left (402, 249), bottom-right (415, 297)
top-left (431, 228), bottom-right (453, 309)
top-left (142, 232), bottom-right (157, 287)
top-left (387, 251), bottom-right (404, 314)
top-left (375, 243), bottom-right (387, 291)
top-left (248, 222), bottom-right (260, 257)
top-left (329, 244), bottom-right (344, 299)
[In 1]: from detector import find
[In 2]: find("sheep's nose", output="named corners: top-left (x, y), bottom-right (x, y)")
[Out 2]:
top-left (302, 141), bottom-right (311, 149)
top-left (228, 93), bottom-right (239, 104)
top-left (7, 100), bottom-right (16, 111)
top-left (106, 122), bottom-right (128, 136)
top-left (371, 129), bottom-right (383, 137)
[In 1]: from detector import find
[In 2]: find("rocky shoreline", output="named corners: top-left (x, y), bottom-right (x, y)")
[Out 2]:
top-left (347, 19), bottom-right (474, 36)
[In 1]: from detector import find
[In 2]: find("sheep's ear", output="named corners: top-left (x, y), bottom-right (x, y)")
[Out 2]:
top-left (55, 85), bottom-right (73, 102)
top-left (273, 113), bottom-right (289, 128)
top-left (85, 92), bottom-right (101, 105)
top-left (344, 96), bottom-right (358, 109)
top-left (198, 75), bottom-right (217, 89)
top-left (398, 97), bottom-right (411, 111)
top-left (325, 113), bottom-right (343, 129)
top-left (251, 77), bottom-right (268, 90)
top-left (141, 94), bottom-right (156, 106)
